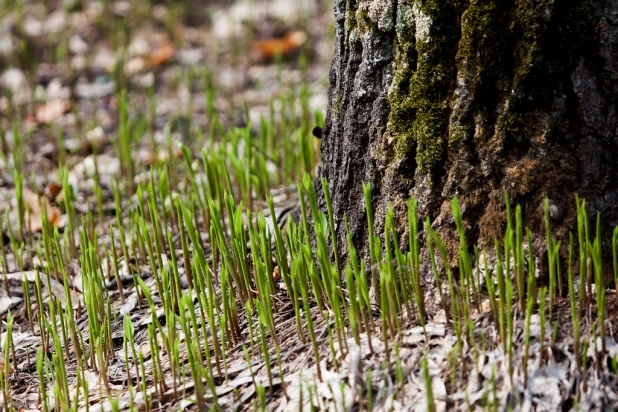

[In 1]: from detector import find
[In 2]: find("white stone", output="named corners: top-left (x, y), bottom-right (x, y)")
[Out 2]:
top-left (2, 68), bottom-right (27, 92)
top-left (69, 35), bottom-right (89, 55)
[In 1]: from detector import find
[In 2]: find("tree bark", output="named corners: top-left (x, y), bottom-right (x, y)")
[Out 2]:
top-left (318, 0), bottom-right (618, 270)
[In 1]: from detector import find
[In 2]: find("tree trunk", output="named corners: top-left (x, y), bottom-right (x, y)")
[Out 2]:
top-left (318, 0), bottom-right (618, 272)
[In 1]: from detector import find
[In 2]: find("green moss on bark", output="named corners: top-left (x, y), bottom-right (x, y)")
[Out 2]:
top-left (346, 0), bottom-right (392, 35)
top-left (495, 0), bottom-right (596, 144)
top-left (356, 6), bottom-right (378, 34)
top-left (448, 0), bottom-right (504, 146)
top-left (345, 0), bottom-right (358, 32)
top-left (387, 0), bottom-right (461, 175)
top-left (333, 89), bottom-right (344, 120)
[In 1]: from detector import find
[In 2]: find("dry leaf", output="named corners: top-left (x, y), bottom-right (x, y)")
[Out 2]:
top-left (251, 31), bottom-right (307, 61)
top-left (273, 265), bottom-right (281, 281)
top-left (0, 294), bottom-right (23, 316)
top-left (35, 99), bottom-right (70, 124)
top-left (433, 308), bottom-right (447, 324)
top-left (147, 40), bottom-right (176, 68)
top-left (44, 182), bottom-right (63, 199)
top-left (6, 271), bottom-right (80, 308)
top-left (22, 188), bottom-right (62, 232)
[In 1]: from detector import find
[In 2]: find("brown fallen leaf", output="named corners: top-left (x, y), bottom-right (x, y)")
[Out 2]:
top-left (146, 40), bottom-right (176, 68)
top-left (35, 99), bottom-right (71, 124)
top-left (44, 182), bottom-right (63, 200)
top-left (251, 31), bottom-right (307, 61)
top-left (22, 188), bottom-right (62, 232)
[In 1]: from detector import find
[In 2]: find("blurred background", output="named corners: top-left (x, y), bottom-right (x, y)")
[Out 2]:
top-left (0, 0), bottom-right (333, 196)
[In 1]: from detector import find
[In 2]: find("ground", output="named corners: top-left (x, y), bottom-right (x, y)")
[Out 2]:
top-left (0, 1), bottom-right (617, 411)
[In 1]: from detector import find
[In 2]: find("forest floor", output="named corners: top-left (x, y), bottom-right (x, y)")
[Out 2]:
top-left (1, 1), bottom-right (618, 411)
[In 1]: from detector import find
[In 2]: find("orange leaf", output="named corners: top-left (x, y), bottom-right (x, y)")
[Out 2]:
top-left (147, 41), bottom-right (176, 68)
top-left (251, 31), bottom-right (307, 61)
top-left (35, 100), bottom-right (70, 124)
top-left (45, 182), bottom-right (63, 199)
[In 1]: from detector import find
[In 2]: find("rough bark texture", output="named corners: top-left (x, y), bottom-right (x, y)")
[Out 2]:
top-left (318, 0), bottom-right (618, 272)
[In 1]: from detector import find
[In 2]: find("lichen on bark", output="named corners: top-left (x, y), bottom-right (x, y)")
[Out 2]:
top-left (366, 0), bottom-right (395, 32)
top-left (346, 0), bottom-right (395, 35)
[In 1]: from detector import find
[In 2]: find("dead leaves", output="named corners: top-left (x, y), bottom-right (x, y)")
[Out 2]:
top-left (27, 99), bottom-right (71, 125)
top-left (127, 39), bottom-right (177, 76)
top-left (146, 40), bottom-right (176, 68)
top-left (44, 182), bottom-right (63, 199)
top-left (251, 31), bottom-right (307, 61)
top-left (21, 187), bottom-right (62, 232)
top-left (5, 271), bottom-right (80, 309)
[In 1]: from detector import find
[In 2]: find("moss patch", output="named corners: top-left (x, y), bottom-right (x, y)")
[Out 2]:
top-left (366, 0), bottom-right (395, 32)
top-left (345, 0), bottom-right (358, 32)
top-left (387, 0), bottom-right (461, 175)
top-left (495, 0), bottom-right (597, 145)
top-left (345, 0), bottom-right (384, 35)
top-left (448, 0), bottom-right (505, 146)
top-left (333, 89), bottom-right (344, 120)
